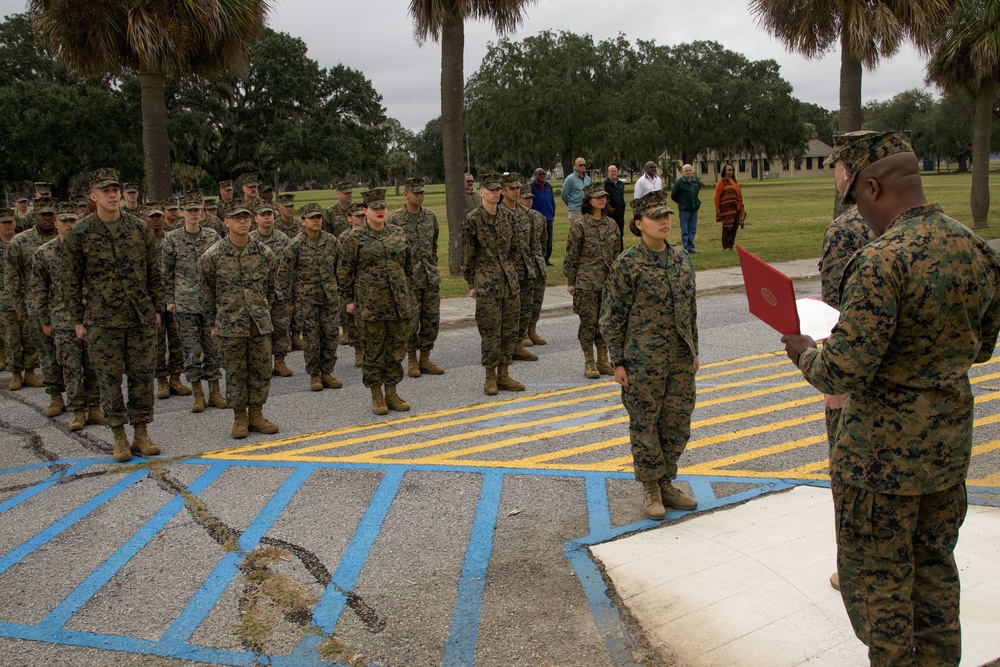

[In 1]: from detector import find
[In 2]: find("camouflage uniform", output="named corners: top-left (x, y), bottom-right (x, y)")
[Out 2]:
top-left (274, 214), bottom-right (301, 240)
top-left (161, 224), bottom-right (223, 383)
top-left (32, 236), bottom-right (99, 412)
top-left (152, 235), bottom-right (185, 383)
top-left (7, 218), bottom-right (63, 397)
top-left (527, 206), bottom-right (548, 329)
top-left (338, 220), bottom-right (412, 388)
top-left (794, 129), bottom-right (1000, 667)
top-left (1, 233), bottom-right (38, 375)
top-left (463, 202), bottom-right (521, 367)
top-left (324, 204), bottom-right (352, 238)
top-left (386, 204), bottom-right (441, 352)
top-left (503, 197), bottom-right (538, 340)
top-left (250, 228), bottom-right (292, 358)
top-left (600, 239), bottom-right (698, 483)
top-left (282, 228), bottom-right (341, 377)
top-left (338, 225), bottom-right (360, 347)
top-left (64, 210), bottom-right (163, 429)
top-left (565, 212), bottom-right (621, 351)
top-left (203, 212), bottom-right (226, 238)
top-left (200, 236), bottom-right (278, 410)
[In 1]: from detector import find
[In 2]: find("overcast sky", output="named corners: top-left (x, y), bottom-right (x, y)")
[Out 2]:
top-left (2, 0), bottom-right (935, 132)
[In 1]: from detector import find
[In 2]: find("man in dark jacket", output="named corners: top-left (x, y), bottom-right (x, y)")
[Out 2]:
top-left (603, 165), bottom-right (626, 238)
top-left (529, 168), bottom-right (556, 265)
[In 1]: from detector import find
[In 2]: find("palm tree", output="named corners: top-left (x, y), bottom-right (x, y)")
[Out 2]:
top-left (747, 0), bottom-right (951, 132)
top-left (30, 0), bottom-right (268, 200)
top-left (408, 0), bottom-right (535, 275)
top-left (927, 0), bottom-right (1000, 228)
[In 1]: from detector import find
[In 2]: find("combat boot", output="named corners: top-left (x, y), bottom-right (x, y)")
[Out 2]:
top-left (207, 379), bottom-right (227, 408)
top-left (131, 423), bottom-right (161, 457)
top-left (829, 572), bottom-right (840, 591)
top-left (68, 410), bottom-right (87, 432)
top-left (111, 426), bottom-right (132, 462)
top-left (658, 479), bottom-right (697, 510)
top-left (522, 335), bottom-right (533, 347)
top-left (87, 405), bottom-right (104, 425)
top-left (45, 394), bottom-right (65, 417)
top-left (169, 373), bottom-right (192, 396)
top-left (370, 385), bottom-right (389, 415)
top-left (496, 364), bottom-right (525, 391)
top-left (23, 369), bottom-right (43, 388)
top-left (512, 342), bottom-right (538, 362)
top-left (384, 384), bottom-right (410, 412)
top-left (418, 349), bottom-right (444, 375)
top-left (484, 366), bottom-right (498, 396)
top-left (191, 382), bottom-right (206, 413)
top-left (8, 372), bottom-right (23, 391)
top-left (321, 372), bottom-right (343, 389)
top-left (583, 349), bottom-right (600, 379)
top-left (272, 356), bottom-right (293, 377)
top-left (310, 375), bottom-right (323, 392)
top-left (595, 344), bottom-right (615, 376)
top-left (248, 405), bottom-right (279, 434)
top-left (156, 375), bottom-right (170, 399)
top-left (407, 350), bottom-right (421, 378)
top-left (528, 324), bottom-right (547, 346)
top-left (354, 348), bottom-right (363, 368)
top-left (231, 408), bottom-right (249, 439)
top-left (291, 333), bottom-right (305, 350)
top-left (642, 481), bottom-right (666, 520)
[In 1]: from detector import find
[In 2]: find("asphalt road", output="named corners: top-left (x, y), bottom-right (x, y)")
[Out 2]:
top-left (2, 281), bottom-right (999, 667)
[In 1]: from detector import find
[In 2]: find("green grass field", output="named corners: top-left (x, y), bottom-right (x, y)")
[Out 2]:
top-left (290, 170), bottom-right (1000, 298)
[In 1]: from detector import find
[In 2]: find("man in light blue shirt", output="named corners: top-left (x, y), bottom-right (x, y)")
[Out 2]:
top-left (560, 157), bottom-right (591, 222)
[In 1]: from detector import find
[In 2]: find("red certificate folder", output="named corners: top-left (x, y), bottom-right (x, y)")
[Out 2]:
top-left (737, 246), bottom-right (840, 340)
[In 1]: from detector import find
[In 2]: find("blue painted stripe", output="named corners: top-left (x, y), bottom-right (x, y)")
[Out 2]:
top-left (441, 471), bottom-right (503, 667)
top-left (0, 458), bottom-right (103, 476)
top-left (585, 473), bottom-right (612, 536)
top-left (0, 469), bottom-right (149, 576)
top-left (40, 464), bottom-right (230, 629)
top-left (309, 466), bottom-right (405, 634)
top-left (0, 461), bottom-right (94, 515)
top-left (156, 465), bottom-right (315, 647)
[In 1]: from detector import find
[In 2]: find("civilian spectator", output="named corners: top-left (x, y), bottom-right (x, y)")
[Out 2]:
top-left (560, 157), bottom-right (590, 222)
top-left (633, 161), bottom-right (662, 199)
top-left (530, 168), bottom-right (556, 265)
top-left (603, 165), bottom-right (626, 238)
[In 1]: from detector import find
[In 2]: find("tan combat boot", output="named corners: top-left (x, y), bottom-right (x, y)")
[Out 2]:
top-left (595, 344), bottom-right (615, 376)
top-left (484, 366), bottom-right (498, 396)
top-left (68, 410), bottom-right (87, 431)
top-left (370, 385), bottom-right (389, 415)
top-left (512, 342), bottom-right (538, 362)
top-left (528, 324), bottom-right (547, 346)
top-left (830, 572), bottom-right (841, 591)
top-left (45, 394), bottom-right (65, 417)
top-left (496, 364), bottom-right (525, 391)
top-left (418, 349), bottom-right (444, 375)
top-left (111, 426), bottom-right (132, 462)
top-left (156, 375), bottom-right (170, 399)
top-left (191, 382), bottom-right (206, 413)
top-left (321, 372), bottom-right (343, 389)
top-left (384, 384), bottom-right (410, 412)
top-left (87, 405), bottom-right (105, 425)
top-left (8, 371), bottom-right (23, 391)
top-left (291, 332), bottom-right (305, 350)
top-left (248, 405), bottom-right (279, 434)
top-left (354, 348), bottom-right (363, 368)
top-left (207, 379), bottom-right (227, 408)
top-left (310, 375), bottom-right (323, 391)
top-left (23, 369), bottom-right (43, 387)
top-left (231, 408), bottom-right (249, 439)
top-left (522, 335), bottom-right (533, 347)
top-left (131, 423), bottom-right (161, 457)
top-left (407, 350), bottom-right (421, 378)
top-left (658, 479), bottom-right (697, 510)
top-left (583, 349), bottom-right (600, 379)
top-left (642, 481), bottom-right (666, 520)
top-left (272, 356), bottom-right (293, 377)
top-left (169, 373), bottom-right (192, 396)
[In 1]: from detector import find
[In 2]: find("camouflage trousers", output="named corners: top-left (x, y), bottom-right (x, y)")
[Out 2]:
top-left (408, 286), bottom-right (440, 352)
top-left (155, 310), bottom-right (184, 376)
top-left (825, 406), bottom-right (842, 453)
top-left (299, 302), bottom-right (339, 376)
top-left (517, 271), bottom-right (536, 339)
top-left (88, 325), bottom-right (156, 429)
top-left (832, 480), bottom-right (966, 667)
top-left (174, 313), bottom-right (222, 383)
top-left (529, 274), bottom-right (546, 328)
top-left (358, 319), bottom-right (406, 388)
top-left (217, 334), bottom-right (272, 410)
top-left (341, 306), bottom-right (357, 346)
top-left (53, 329), bottom-right (99, 412)
top-left (271, 302), bottom-right (290, 358)
top-left (474, 292), bottom-right (520, 367)
top-left (31, 316), bottom-right (64, 396)
top-left (572, 289), bottom-right (606, 350)
top-left (0, 311), bottom-right (37, 372)
top-left (621, 361), bottom-right (696, 483)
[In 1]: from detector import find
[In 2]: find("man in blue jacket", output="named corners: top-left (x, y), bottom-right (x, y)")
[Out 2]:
top-left (530, 168), bottom-right (556, 265)
top-left (560, 157), bottom-right (590, 224)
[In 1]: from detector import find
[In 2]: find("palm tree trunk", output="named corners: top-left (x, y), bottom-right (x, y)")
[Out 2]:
top-left (138, 67), bottom-right (173, 201)
top-left (441, 16), bottom-right (466, 276)
top-left (970, 79), bottom-right (995, 229)
top-left (838, 35), bottom-right (863, 132)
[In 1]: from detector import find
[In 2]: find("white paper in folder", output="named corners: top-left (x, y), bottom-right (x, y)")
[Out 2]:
top-left (795, 297), bottom-right (841, 341)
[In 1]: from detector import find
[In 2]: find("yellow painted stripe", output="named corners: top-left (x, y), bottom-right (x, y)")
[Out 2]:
top-left (774, 459), bottom-right (830, 477)
top-left (969, 471), bottom-right (1000, 487)
top-left (698, 370), bottom-right (805, 394)
top-left (681, 434), bottom-right (827, 475)
top-left (697, 360), bottom-right (792, 381)
top-left (973, 438), bottom-right (1000, 456)
top-left (699, 351), bottom-right (787, 369)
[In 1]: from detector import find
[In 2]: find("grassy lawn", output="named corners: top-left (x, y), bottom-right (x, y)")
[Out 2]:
top-left (289, 170), bottom-right (1000, 298)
